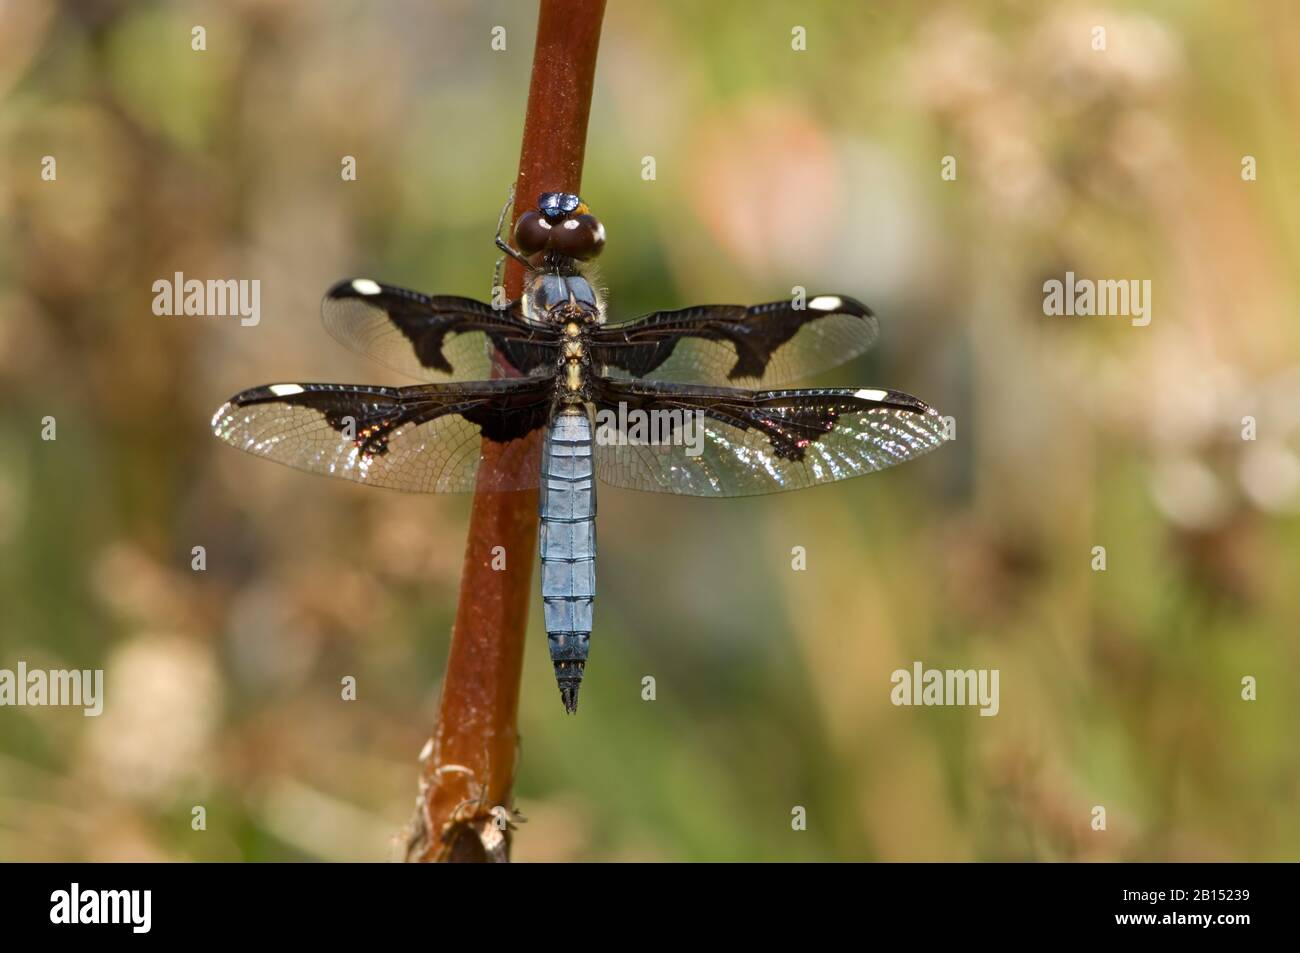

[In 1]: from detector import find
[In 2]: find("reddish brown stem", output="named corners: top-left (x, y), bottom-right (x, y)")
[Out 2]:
top-left (406, 0), bottom-right (607, 864)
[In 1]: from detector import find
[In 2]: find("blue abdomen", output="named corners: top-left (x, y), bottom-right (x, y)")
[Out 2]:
top-left (539, 407), bottom-right (595, 712)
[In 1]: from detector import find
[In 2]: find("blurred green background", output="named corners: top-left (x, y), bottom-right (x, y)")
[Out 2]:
top-left (1, 0), bottom-right (1298, 861)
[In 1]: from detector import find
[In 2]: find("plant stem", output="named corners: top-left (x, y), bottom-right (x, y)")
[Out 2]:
top-left (406, 0), bottom-right (607, 864)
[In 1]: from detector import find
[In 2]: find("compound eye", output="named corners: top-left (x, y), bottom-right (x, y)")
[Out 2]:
top-left (514, 211), bottom-right (552, 255)
top-left (549, 213), bottom-right (606, 260)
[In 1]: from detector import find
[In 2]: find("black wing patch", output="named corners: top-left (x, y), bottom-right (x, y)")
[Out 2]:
top-left (590, 379), bottom-right (947, 497)
top-left (323, 279), bottom-right (561, 382)
top-left (211, 378), bottom-right (553, 493)
top-left (588, 295), bottom-right (879, 387)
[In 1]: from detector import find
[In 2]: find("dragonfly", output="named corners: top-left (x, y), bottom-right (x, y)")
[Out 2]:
top-left (212, 192), bottom-right (949, 713)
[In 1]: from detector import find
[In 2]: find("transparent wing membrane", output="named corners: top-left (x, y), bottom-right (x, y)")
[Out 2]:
top-left (589, 296), bottom-right (879, 387)
top-left (322, 279), bottom-right (560, 382)
top-left (591, 380), bottom-right (946, 497)
top-left (211, 379), bottom-right (551, 493)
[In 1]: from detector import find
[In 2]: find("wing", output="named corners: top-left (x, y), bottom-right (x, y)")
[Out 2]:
top-left (322, 279), bottom-right (561, 382)
top-left (211, 378), bottom-right (553, 493)
top-left (588, 295), bottom-right (879, 387)
top-left (590, 379), bottom-right (947, 497)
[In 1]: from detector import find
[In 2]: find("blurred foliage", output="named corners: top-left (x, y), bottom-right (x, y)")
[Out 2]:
top-left (1, 0), bottom-right (1298, 861)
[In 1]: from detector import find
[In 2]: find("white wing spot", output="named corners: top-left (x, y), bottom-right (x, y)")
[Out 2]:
top-left (854, 388), bottom-right (888, 402)
top-left (809, 295), bottom-right (843, 311)
top-left (269, 383), bottom-right (305, 397)
top-left (351, 279), bottom-right (382, 296)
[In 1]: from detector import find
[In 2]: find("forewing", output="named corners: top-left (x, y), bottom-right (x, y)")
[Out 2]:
top-left (211, 378), bottom-right (552, 493)
top-left (322, 279), bottom-right (561, 382)
top-left (588, 295), bottom-right (878, 387)
top-left (591, 380), bottom-right (947, 497)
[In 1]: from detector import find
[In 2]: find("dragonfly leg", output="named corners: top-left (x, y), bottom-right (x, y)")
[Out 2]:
top-left (491, 255), bottom-right (505, 302)
top-left (494, 182), bottom-right (515, 242)
top-left (493, 182), bottom-right (532, 270)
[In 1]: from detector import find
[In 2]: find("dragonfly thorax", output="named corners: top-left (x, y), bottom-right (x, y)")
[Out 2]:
top-left (554, 316), bottom-right (593, 401)
top-left (522, 272), bottom-right (603, 325)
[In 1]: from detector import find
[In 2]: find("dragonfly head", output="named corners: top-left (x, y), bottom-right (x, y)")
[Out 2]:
top-left (515, 192), bottom-right (606, 261)
top-left (538, 191), bottom-right (583, 220)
